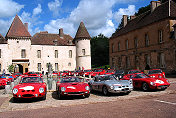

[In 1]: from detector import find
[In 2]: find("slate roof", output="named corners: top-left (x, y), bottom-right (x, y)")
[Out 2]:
top-left (111, 0), bottom-right (176, 39)
top-left (31, 31), bottom-right (74, 46)
top-left (74, 22), bottom-right (91, 40)
top-left (0, 34), bottom-right (7, 44)
top-left (6, 15), bottom-right (31, 38)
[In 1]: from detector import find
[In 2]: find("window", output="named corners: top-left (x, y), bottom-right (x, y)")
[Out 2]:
top-left (82, 49), bottom-right (85, 55)
top-left (126, 40), bottom-right (128, 50)
top-left (55, 63), bottom-right (58, 71)
top-left (37, 50), bottom-right (41, 58)
top-left (134, 38), bottom-right (138, 48)
top-left (112, 58), bottom-right (115, 69)
top-left (118, 42), bottom-right (120, 51)
top-left (135, 56), bottom-right (139, 68)
top-left (68, 62), bottom-right (71, 66)
top-left (158, 30), bottom-right (163, 43)
top-left (0, 49), bottom-right (1, 58)
top-left (145, 54), bottom-right (150, 65)
top-left (0, 63), bottom-right (1, 72)
top-left (145, 34), bottom-right (149, 47)
top-left (159, 53), bottom-right (165, 68)
top-left (118, 57), bottom-right (121, 68)
top-left (38, 63), bottom-right (41, 71)
top-left (112, 44), bottom-right (114, 53)
top-left (21, 49), bottom-right (26, 58)
top-left (126, 56), bottom-right (130, 68)
top-left (55, 50), bottom-right (58, 58)
top-left (69, 50), bottom-right (72, 58)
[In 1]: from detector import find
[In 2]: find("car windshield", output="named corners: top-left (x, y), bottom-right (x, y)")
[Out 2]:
top-left (115, 70), bottom-right (124, 74)
top-left (99, 75), bottom-right (117, 81)
top-left (128, 70), bottom-right (140, 74)
top-left (132, 74), bottom-right (149, 78)
top-left (105, 70), bottom-right (114, 73)
top-left (60, 77), bottom-right (81, 83)
top-left (94, 70), bottom-right (103, 72)
top-left (14, 73), bottom-right (22, 75)
top-left (20, 77), bottom-right (43, 83)
top-left (148, 70), bottom-right (162, 74)
top-left (84, 70), bottom-right (92, 72)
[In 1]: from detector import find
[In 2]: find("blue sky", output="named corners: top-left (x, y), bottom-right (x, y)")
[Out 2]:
top-left (0, 0), bottom-right (150, 37)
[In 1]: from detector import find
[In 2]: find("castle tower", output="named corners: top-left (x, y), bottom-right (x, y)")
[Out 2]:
top-left (74, 22), bottom-right (91, 70)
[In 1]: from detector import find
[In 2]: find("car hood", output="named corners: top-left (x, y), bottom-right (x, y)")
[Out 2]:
top-left (104, 80), bottom-right (130, 86)
top-left (14, 83), bottom-right (43, 90)
top-left (60, 82), bottom-right (88, 91)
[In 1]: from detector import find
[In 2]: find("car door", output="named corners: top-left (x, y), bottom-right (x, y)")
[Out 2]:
top-left (132, 75), bottom-right (142, 88)
top-left (92, 77), bottom-right (100, 91)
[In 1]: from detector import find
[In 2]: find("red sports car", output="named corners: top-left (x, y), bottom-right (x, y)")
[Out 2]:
top-left (23, 72), bottom-right (43, 77)
top-left (56, 77), bottom-right (90, 99)
top-left (83, 69), bottom-right (92, 77)
top-left (91, 69), bottom-right (106, 77)
top-left (122, 73), bottom-right (170, 91)
top-left (12, 76), bottom-right (47, 101)
top-left (104, 69), bottom-right (115, 75)
top-left (148, 69), bottom-right (165, 79)
top-left (12, 72), bottom-right (22, 79)
top-left (0, 77), bottom-right (8, 88)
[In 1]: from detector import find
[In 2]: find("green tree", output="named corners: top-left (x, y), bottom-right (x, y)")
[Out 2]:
top-left (91, 34), bottom-right (109, 68)
top-left (8, 64), bottom-right (14, 73)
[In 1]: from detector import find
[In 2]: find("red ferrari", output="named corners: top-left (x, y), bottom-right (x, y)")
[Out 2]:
top-left (56, 77), bottom-right (90, 99)
top-left (12, 76), bottom-right (47, 101)
top-left (148, 69), bottom-right (165, 79)
top-left (23, 72), bottom-right (43, 77)
top-left (122, 73), bottom-right (170, 91)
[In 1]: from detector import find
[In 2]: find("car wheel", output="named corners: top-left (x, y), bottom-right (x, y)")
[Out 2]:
top-left (84, 94), bottom-right (90, 98)
top-left (102, 86), bottom-right (109, 96)
top-left (57, 91), bottom-right (63, 100)
top-left (142, 83), bottom-right (149, 91)
top-left (13, 97), bottom-right (19, 103)
top-left (42, 94), bottom-right (46, 100)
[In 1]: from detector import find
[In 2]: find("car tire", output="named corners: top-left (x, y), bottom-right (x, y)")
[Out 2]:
top-left (84, 93), bottom-right (90, 98)
top-left (42, 94), bottom-right (46, 100)
top-left (57, 91), bottom-right (63, 100)
top-left (102, 86), bottom-right (109, 96)
top-left (13, 97), bottom-right (19, 103)
top-left (142, 82), bottom-right (149, 91)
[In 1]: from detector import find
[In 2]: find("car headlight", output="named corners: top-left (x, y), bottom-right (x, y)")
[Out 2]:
top-left (153, 76), bottom-right (155, 78)
top-left (150, 82), bottom-right (155, 86)
top-left (166, 79), bottom-right (169, 83)
top-left (85, 86), bottom-right (89, 90)
top-left (110, 86), bottom-right (114, 89)
top-left (39, 87), bottom-right (44, 93)
top-left (61, 87), bottom-right (66, 92)
top-left (13, 88), bottom-right (18, 94)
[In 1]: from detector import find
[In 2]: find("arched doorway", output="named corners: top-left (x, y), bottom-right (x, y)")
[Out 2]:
top-left (18, 64), bottom-right (23, 74)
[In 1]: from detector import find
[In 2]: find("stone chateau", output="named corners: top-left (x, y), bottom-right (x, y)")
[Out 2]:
top-left (0, 15), bottom-right (91, 74)
top-left (110, 0), bottom-right (176, 74)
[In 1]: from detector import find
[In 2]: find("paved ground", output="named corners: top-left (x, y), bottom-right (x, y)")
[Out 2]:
top-left (0, 78), bottom-right (175, 118)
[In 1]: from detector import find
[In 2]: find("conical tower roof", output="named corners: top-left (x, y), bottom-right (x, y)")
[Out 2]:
top-left (74, 22), bottom-right (91, 40)
top-left (6, 15), bottom-right (31, 38)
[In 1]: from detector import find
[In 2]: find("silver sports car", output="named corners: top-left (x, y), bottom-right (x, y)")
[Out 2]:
top-left (89, 74), bottom-right (133, 95)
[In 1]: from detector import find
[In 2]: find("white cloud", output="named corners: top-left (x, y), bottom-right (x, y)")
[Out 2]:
top-left (44, 0), bottom-right (137, 37)
top-left (33, 4), bottom-right (42, 16)
top-left (48, 0), bottom-right (63, 16)
top-left (0, 19), bottom-right (12, 36)
top-left (0, 0), bottom-right (24, 18)
top-left (114, 5), bottom-right (136, 23)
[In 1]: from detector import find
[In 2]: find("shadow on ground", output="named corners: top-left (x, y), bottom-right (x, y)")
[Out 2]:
top-left (9, 97), bottom-right (45, 103)
top-left (52, 91), bottom-right (89, 100)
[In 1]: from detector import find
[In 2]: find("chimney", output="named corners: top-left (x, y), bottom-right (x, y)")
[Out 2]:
top-left (123, 15), bottom-right (128, 27)
top-left (130, 15), bottom-right (136, 20)
top-left (24, 23), bottom-right (28, 31)
top-left (150, 1), bottom-right (161, 12)
top-left (59, 28), bottom-right (64, 38)
top-left (173, 24), bottom-right (176, 39)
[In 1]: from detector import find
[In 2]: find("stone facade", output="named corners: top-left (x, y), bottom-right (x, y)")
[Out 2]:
top-left (0, 15), bottom-right (91, 74)
top-left (109, 0), bottom-right (176, 74)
